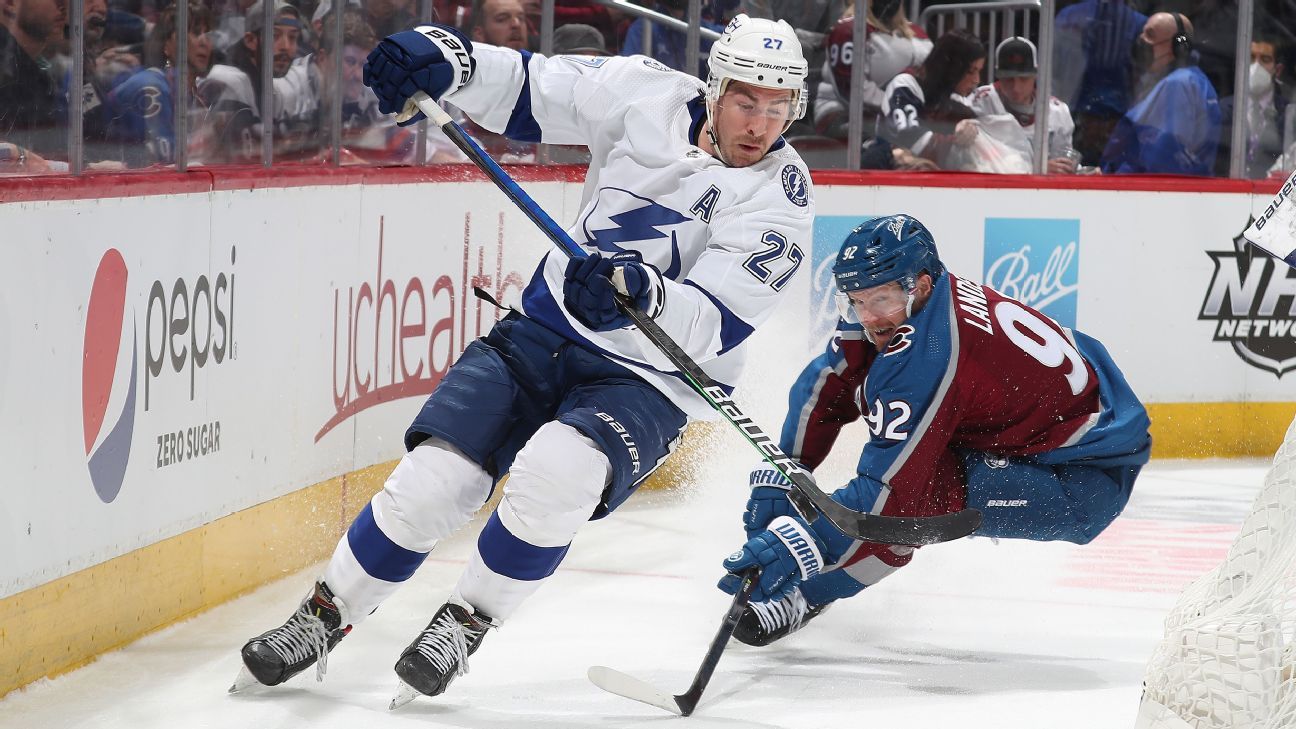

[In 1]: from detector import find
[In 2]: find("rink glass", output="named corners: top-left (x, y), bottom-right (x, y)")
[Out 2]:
top-left (0, 0), bottom-right (1275, 177)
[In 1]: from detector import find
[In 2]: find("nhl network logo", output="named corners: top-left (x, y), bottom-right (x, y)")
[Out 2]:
top-left (1198, 220), bottom-right (1296, 377)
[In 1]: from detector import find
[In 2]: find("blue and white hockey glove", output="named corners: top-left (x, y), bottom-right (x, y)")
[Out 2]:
top-left (363, 24), bottom-right (475, 125)
top-left (744, 464), bottom-right (801, 538)
top-left (719, 516), bottom-right (828, 603)
top-left (562, 251), bottom-right (664, 331)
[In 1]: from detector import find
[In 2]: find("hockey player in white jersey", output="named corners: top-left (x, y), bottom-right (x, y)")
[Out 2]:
top-left (233, 14), bottom-right (814, 706)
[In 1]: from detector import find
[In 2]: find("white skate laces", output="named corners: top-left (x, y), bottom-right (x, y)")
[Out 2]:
top-left (262, 605), bottom-right (333, 682)
top-left (750, 589), bottom-right (810, 635)
top-left (413, 611), bottom-right (475, 679)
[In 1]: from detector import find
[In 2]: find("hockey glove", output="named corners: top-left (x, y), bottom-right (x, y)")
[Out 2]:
top-left (719, 516), bottom-right (828, 603)
top-left (562, 251), bottom-right (663, 331)
top-left (363, 24), bottom-right (475, 126)
top-left (744, 464), bottom-right (801, 538)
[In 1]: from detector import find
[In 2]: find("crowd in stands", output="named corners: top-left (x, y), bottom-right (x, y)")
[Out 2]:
top-left (1, 0), bottom-right (1294, 177)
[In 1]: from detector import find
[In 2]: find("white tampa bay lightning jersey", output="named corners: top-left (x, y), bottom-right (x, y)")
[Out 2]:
top-left (443, 46), bottom-right (816, 419)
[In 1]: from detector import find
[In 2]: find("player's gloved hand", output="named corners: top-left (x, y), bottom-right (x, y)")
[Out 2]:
top-left (718, 515), bottom-right (827, 603)
top-left (562, 251), bottom-right (664, 331)
top-left (744, 464), bottom-right (801, 538)
top-left (363, 24), bottom-right (475, 126)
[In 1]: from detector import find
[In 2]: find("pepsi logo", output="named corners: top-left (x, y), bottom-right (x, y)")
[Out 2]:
top-left (82, 249), bottom-right (137, 503)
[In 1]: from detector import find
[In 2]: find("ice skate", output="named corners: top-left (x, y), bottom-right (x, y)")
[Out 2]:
top-left (389, 600), bottom-right (496, 709)
top-left (733, 588), bottom-right (829, 647)
top-left (231, 581), bottom-right (351, 691)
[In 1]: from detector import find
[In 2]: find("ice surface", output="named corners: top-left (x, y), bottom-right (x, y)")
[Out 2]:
top-left (0, 451), bottom-right (1268, 729)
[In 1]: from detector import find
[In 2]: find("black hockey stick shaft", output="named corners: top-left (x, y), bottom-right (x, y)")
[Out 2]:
top-left (409, 93), bottom-right (981, 546)
top-left (675, 568), bottom-right (759, 716)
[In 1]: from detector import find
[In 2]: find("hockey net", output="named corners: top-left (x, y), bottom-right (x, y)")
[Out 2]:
top-left (1135, 415), bottom-right (1296, 729)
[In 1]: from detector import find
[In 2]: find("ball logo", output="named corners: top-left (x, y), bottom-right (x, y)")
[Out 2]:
top-left (82, 249), bottom-right (138, 503)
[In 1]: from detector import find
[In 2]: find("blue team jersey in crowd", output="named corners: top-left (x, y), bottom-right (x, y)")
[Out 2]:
top-left (105, 67), bottom-right (178, 165)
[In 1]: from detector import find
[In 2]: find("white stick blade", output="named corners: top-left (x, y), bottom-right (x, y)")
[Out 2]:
top-left (1246, 168), bottom-right (1296, 268)
top-left (587, 666), bottom-right (682, 715)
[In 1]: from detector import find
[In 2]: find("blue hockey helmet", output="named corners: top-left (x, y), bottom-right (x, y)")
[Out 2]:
top-left (831, 214), bottom-right (944, 293)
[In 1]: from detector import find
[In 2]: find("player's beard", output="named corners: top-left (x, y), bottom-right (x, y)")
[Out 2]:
top-left (714, 127), bottom-right (768, 167)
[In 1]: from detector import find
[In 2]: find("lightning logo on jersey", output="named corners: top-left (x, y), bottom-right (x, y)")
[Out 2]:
top-left (580, 187), bottom-right (692, 279)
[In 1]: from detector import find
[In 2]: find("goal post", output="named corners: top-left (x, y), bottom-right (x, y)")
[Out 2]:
top-left (1135, 415), bottom-right (1296, 729)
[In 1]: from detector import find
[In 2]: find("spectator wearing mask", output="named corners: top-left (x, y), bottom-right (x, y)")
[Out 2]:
top-left (969, 37), bottom-right (1078, 174)
top-left (814, 0), bottom-right (931, 140)
top-left (1240, 34), bottom-right (1286, 179)
top-left (1099, 12), bottom-right (1220, 176)
top-left (0, 0), bottom-right (67, 169)
top-left (879, 28), bottom-right (984, 169)
top-left (103, 1), bottom-right (214, 167)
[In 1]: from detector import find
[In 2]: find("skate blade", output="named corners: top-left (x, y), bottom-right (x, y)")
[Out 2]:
top-left (228, 666), bottom-right (261, 694)
top-left (389, 679), bottom-right (422, 710)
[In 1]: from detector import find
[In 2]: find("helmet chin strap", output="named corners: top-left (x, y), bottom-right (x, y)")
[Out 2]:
top-left (704, 116), bottom-right (733, 167)
top-left (905, 293), bottom-right (916, 319)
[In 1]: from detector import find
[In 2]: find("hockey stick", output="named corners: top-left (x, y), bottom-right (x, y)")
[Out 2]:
top-left (587, 568), bottom-right (759, 716)
top-left (1243, 167), bottom-right (1296, 268)
top-left (406, 92), bottom-right (981, 546)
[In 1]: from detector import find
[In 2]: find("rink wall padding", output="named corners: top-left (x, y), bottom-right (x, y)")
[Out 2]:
top-left (1, 166), bottom-right (1293, 697)
top-left (0, 461), bottom-right (388, 698)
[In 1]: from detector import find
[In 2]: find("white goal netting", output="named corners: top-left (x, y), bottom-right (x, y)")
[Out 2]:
top-left (1136, 416), bottom-right (1296, 729)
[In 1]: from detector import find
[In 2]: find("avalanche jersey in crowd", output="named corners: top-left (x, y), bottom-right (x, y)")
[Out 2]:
top-left (104, 67), bottom-right (182, 166)
top-left (780, 272), bottom-right (1150, 522)
top-left (823, 17), bottom-right (931, 110)
top-left (443, 47), bottom-right (815, 418)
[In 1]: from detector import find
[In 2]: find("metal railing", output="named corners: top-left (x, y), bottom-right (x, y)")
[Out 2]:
top-left (917, 0), bottom-right (1053, 175)
top-left (919, 0), bottom-right (1043, 84)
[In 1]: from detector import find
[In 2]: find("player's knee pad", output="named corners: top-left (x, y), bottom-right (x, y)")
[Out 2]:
top-left (498, 421), bottom-right (612, 547)
top-left (371, 438), bottom-right (494, 552)
top-left (966, 454), bottom-right (1133, 544)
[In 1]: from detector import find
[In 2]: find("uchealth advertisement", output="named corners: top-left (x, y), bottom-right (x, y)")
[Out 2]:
top-left (0, 182), bottom-right (559, 598)
top-left (1, 176), bottom-right (1292, 598)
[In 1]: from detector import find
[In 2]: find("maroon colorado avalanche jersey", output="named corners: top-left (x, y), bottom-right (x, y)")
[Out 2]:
top-left (782, 272), bottom-right (1104, 523)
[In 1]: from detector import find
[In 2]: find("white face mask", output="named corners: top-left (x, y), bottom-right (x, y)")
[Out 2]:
top-left (1250, 62), bottom-right (1273, 97)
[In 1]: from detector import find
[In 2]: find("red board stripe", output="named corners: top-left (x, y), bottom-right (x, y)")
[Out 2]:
top-left (0, 165), bottom-right (1283, 204)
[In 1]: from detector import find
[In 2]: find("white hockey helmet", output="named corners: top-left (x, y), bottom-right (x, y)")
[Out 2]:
top-left (705, 14), bottom-right (809, 133)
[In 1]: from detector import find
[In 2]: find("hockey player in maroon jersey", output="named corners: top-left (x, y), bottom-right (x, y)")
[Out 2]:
top-left (718, 214), bottom-right (1152, 645)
